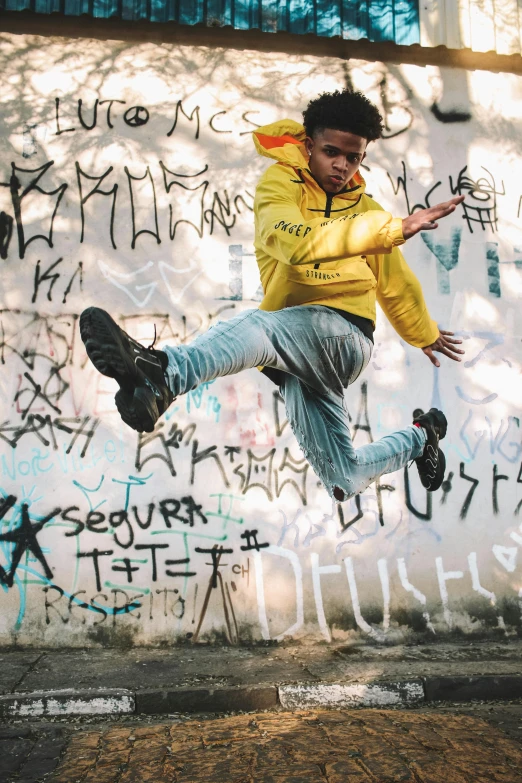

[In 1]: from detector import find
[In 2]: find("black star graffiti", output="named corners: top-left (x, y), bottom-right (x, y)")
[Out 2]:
top-left (0, 496), bottom-right (60, 587)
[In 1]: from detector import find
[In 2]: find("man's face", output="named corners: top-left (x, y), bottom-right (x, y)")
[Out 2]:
top-left (305, 128), bottom-right (367, 195)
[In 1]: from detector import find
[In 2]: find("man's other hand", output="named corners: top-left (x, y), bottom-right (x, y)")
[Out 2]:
top-left (422, 330), bottom-right (464, 367)
top-left (402, 196), bottom-right (465, 239)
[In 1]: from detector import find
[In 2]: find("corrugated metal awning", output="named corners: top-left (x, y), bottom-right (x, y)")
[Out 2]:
top-left (420, 0), bottom-right (522, 55)
top-left (0, 0), bottom-right (420, 46)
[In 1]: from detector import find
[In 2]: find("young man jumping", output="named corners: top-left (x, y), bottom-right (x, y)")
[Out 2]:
top-left (80, 89), bottom-right (464, 502)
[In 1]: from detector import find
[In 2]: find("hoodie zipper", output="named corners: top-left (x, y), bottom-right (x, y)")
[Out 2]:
top-left (324, 194), bottom-right (333, 218)
top-left (314, 194), bottom-right (334, 269)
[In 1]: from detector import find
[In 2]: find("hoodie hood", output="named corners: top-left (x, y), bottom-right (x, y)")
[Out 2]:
top-left (253, 118), bottom-right (367, 197)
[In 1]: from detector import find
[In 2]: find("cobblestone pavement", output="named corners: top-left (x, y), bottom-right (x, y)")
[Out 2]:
top-left (3, 705), bottom-right (522, 782)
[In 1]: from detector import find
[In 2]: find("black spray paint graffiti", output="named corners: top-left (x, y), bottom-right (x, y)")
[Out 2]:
top-left (161, 161), bottom-right (254, 241)
top-left (63, 495), bottom-right (208, 550)
top-left (404, 463), bottom-right (432, 521)
top-left (388, 161), bottom-right (506, 236)
top-left (193, 441), bottom-right (310, 505)
top-left (161, 161), bottom-right (209, 240)
top-left (0, 311), bottom-right (77, 369)
top-left (441, 461), bottom-right (517, 520)
top-left (389, 162), bottom-right (519, 298)
top-left (135, 421), bottom-right (197, 476)
top-left (46, 555), bottom-right (249, 633)
top-left (0, 159), bottom-right (253, 259)
top-left (3, 500), bottom-right (254, 641)
top-left (0, 414), bottom-right (99, 457)
top-left (133, 417), bottom-right (311, 505)
top-left (44, 585), bottom-right (144, 627)
top-left (0, 495), bottom-right (59, 587)
top-left (125, 166), bottom-right (161, 249)
top-left (4, 161), bottom-right (68, 259)
top-left (0, 493), bottom-right (254, 619)
top-left (76, 545), bottom-right (196, 593)
top-left (56, 98), bottom-right (150, 134)
top-left (14, 366), bottom-right (69, 420)
top-left (459, 462), bottom-right (479, 520)
top-left (44, 583), bottom-right (190, 627)
top-left (76, 162), bottom-right (118, 250)
top-left (387, 160), bottom-right (443, 216)
top-left (0, 310), bottom-right (85, 420)
top-left (449, 165), bottom-right (505, 233)
top-left (430, 103), bottom-right (472, 123)
top-left (0, 210), bottom-right (13, 259)
top-left (54, 97), bottom-right (260, 138)
top-left (166, 100), bottom-right (199, 138)
top-left (32, 258), bottom-right (83, 305)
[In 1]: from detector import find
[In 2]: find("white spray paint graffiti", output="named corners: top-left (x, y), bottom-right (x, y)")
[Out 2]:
top-left (0, 34), bottom-right (521, 646)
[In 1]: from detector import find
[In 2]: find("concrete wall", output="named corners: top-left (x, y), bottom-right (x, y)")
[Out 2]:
top-left (0, 32), bottom-right (521, 647)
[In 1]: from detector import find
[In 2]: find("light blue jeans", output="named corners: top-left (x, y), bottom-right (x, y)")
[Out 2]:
top-left (163, 305), bottom-right (426, 500)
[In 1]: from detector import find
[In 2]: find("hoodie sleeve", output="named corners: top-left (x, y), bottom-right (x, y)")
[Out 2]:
top-left (366, 246), bottom-right (439, 348)
top-left (254, 165), bottom-right (405, 266)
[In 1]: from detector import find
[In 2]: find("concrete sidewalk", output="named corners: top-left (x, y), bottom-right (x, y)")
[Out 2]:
top-left (1, 639), bottom-right (522, 718)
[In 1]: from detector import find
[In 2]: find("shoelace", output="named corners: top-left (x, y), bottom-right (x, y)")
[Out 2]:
top-left (147, 324), bottom-right (157, 352)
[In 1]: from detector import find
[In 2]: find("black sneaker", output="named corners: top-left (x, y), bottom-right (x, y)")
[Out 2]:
top-left (80, 307), bottom-right (173, 433)
top-left (412, 408), bottom-right (447, 491)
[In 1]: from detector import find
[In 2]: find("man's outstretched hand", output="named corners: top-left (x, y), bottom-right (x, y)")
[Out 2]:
top-left (422, 330), bottom-right (464, 367)
top-left (402, 196), bottom-right (465, 239)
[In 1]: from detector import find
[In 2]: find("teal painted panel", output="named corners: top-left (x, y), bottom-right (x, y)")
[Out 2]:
top-left (0, 0), bottom-right (420, 44)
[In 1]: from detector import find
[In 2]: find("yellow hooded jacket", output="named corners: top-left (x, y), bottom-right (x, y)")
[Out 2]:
top-left (253, 120), bottom-right (439, 348)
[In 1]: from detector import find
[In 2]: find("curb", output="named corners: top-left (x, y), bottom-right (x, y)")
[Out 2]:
top-left (424, 675), bottom-right (522, 703)
top-left (0, 689), bottom-right (134, 718)
top-left (3, 675), bottom-right (522, 717)
top-left (279, 681), bottom-right (424, 710)
top-left (136, 686), bottom-right (278, 715)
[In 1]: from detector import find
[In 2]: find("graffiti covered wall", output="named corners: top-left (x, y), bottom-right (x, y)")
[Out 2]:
top-left (0, 33), bottom-right (521, 646)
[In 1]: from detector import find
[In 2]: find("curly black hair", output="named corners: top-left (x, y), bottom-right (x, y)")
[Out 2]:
top-left (303, 89), bottom-right (384, 142)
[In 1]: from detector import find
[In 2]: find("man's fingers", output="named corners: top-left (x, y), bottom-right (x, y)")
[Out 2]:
top-left (439, 330), bottom-right (463, 346)
top-left (429, 204), bottom-right (456, 220)
top-left (426, 196), bottom-right (465, 220)
top-left (422, 347), bottom-right (440, 368)
top-left (435, 340), bottom-right (463, 358)
top-left (422, 326), bottom-right (466, 365)
top-left (439, 335), bottom-right (464, 352)
top-left (402, 196), bottom-right (464, 239)
top-left (443, 337), bottom-right (463, 345)
top-left (439, 346), bottom-right (462, 361)
top-left (434, 196), bottom-right (465, 210)
top-left (444, 344), bottom-right (465, 354)
top-left (437, 338), bottom-right (464, 356)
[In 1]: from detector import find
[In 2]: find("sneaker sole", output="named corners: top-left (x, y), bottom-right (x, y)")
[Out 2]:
top-left (81, 308), bottom-right (158, 433)
top-left (80, 307), bottom-right (140, 388)
top-left (420, 447), bottom-right (446, 491)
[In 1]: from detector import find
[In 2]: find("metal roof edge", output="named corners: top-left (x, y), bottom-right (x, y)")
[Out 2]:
top-left (1, 9), bottom-right (522, 75)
